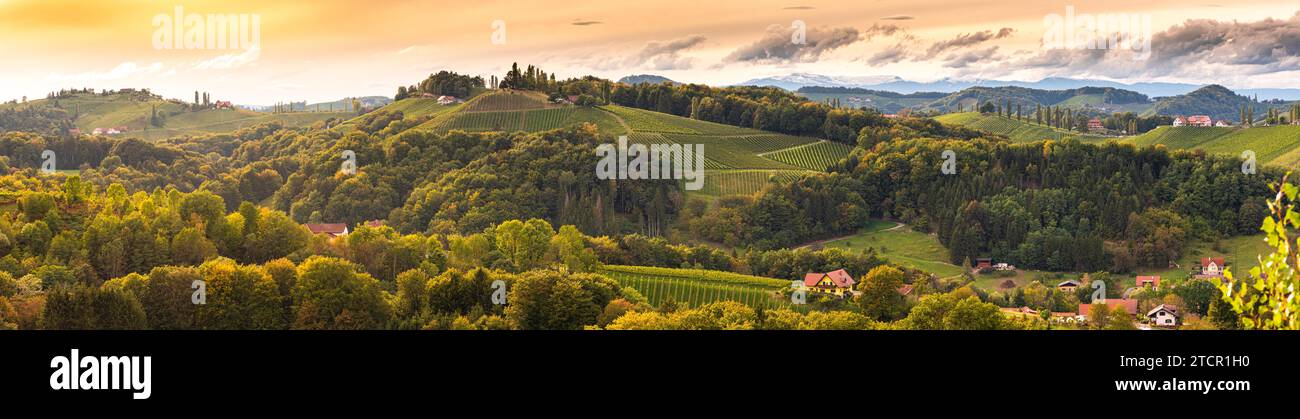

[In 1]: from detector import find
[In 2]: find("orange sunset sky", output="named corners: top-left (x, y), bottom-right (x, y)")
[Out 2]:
top-left (1, 0), bottom-right (1297, 104)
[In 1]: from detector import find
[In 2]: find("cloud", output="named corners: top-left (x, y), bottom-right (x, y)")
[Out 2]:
top-left (863, 23), bottom-right (904, 40)
top-left (194, 45), bottom-right (262, 70)
top-left (625, 34), bottom-right (707, 70)
top-left (782, 6), bottom-right (815, 10)
top-left (572, 20), bottom-right (602, 26)
top-left (923, 28), bottom-right (1014, 59)
top-left (725, 24), bottom-right (861, 63)
top-left (943, 46), bottom-right (1001, 68)
top-left (881, 15), bottom-right (914, 21)
top-left (1007, 11), bottom-right (1300, 81)
top-left (46, 62), bottom-right (164, 81)
top-left (867, 43), bottom-right (911, 66)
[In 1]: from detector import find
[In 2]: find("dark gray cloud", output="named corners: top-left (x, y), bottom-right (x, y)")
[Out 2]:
top-left (942, 46), bottom-right (1001, 68)
top-left (923, 27), bottom-right (1014, 59)
top-left (1009, 11), bottom-right (1300, 79)
top-left (628, 35), bottom-right (708, 70)
top-left (867, 43), bottom-right (910, 66)
top-left (725, 24), bottom-right (861, 63)
top-left (881, 15), bottom-right (914, 21)
top-left (572, 20), bottom-right (602, 26)
top-left (863, 23), bottom-right (904, 40)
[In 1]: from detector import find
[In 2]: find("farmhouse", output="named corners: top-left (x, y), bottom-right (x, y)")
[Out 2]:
top-left (304, 223), bottom-right (349, 237)
top-left (1186, 115), bottom-right (1213, 127)
top-left (1136, 276), bottom-right (1160, 289)
top-left (215, 100), bottom-right (234, 109)
top-left (1198, 257), bottom-right (1225, 278)
top-left (1087, 118), bottom-right (1103, 132)
top-left (1147, 304), bottom-right (1180, 327)
top-left (975, 258), bottom-right (993, 269)
top-left (1215, 120), bottom-right (1232, 127)
top-left (1057, 279), bottom-right (1080, 292)
top-left (436, 95), bottom-right (461, 105)
top-left (802, 269), bottom-right (856, 297)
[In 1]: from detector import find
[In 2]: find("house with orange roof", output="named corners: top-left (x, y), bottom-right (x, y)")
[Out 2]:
top-left (1136, 276), bottom-right (1160, 289)
top-left (1077, 299), bottom-right (1139, 323)
top-left (802, 269), bottom-right (856, 297)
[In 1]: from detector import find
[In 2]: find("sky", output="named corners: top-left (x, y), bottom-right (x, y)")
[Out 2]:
top-left (1, 0), bottom-right (1297, 105)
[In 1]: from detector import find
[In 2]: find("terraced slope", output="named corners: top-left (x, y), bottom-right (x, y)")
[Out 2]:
top-left (599, 265), bottom-right (791, 310)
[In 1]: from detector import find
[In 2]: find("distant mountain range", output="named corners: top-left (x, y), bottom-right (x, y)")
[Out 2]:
top-left (731, 73), bottom-right (1300, 101)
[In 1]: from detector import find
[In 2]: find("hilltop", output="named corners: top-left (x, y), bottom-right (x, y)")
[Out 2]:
top-left (618, 74), bottom-right (676, 85)
top-left (1143, 85), bottom-right (1260, 122)
top-left (922, 86), bottom-right (1150, 114)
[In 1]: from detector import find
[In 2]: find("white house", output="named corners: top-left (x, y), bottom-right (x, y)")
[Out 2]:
top-left (436, 95), bottom-right (460, 105)
top-left (1147, 304), bottom-right (1180, 327)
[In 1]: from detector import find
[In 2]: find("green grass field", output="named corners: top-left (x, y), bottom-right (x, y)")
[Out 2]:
top-left (935, 112), bottom-right (1107, 143)
top-left (135, 110), bottom-right (353, 140)
top-left (1123, 125), bottom-right (1300, 167)
top-left (599, 265), bottom-right (791, 310)
top-left (603, 105), bottom-right (766, 135)
top-left (822, 220), bottom-right (964, 278)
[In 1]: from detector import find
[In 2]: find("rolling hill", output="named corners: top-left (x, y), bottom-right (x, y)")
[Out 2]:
top-left (338, 90), bottom-right (850, 198)
top-left (2, 90), bottom-right (350, 140)
top-left (921, 86), bottom-right (1151, 114)
top-left (1142, 85), bottom-right (1260, 122)
top-left (1123, 125), bottom-right (1300, 167)
top-left (935, 112), bottom-right (1107, 143)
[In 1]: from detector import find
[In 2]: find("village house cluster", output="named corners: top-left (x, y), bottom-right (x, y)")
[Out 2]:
top-left (992, 256), bottom-right (1227, 329)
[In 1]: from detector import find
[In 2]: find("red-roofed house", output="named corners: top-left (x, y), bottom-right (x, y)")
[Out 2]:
top-left (803, 269), bottom-right (856, 297)
top-left (1133, 274), bottom-right (1164, 287)
top-left (1088, 118), bottom-right (1104, 132)
top-left (304, 223), bottom-right (350, 237)
top-left (1186, 115), bottom-right (1212, 127)
top-left (1136, 276), bottom-right (1160, 289)
top-left (1199, 257), bottom-right (1226, 278)
top-left (1172, 116), bottom-right (1186, 127)
top-left (897, 284), bottom-right (914, 297)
